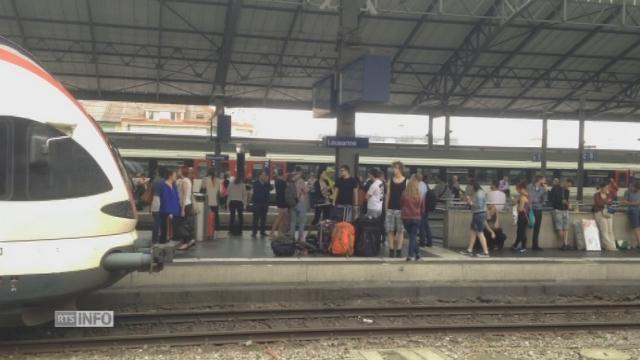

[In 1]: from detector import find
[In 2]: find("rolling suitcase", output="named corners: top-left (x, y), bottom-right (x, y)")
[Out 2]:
top-left (318, 220), bottom-right (336, 253)
top-left (355, 217), bottom-right (382, 257)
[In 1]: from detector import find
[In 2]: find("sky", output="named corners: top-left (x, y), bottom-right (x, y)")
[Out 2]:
top-left (227, 108), bottom-right (640, 150)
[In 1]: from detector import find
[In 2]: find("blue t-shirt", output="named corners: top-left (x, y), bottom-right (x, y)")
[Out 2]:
top-left (159, 182), bottom-right (180, 216)
top-left (472, 189), bottom-right (486, 213)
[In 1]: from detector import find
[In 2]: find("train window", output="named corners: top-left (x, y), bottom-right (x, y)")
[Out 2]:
top-left (508, 169), bottom-right (527, 184)
top-left (0, 121), bottom-right (8, 199)
top-left (476, 169), bottom-right (498, 184)
top-left (12, 119), bottom-right (112, 201)
top-left (585, 171), bottom-right (609, 188)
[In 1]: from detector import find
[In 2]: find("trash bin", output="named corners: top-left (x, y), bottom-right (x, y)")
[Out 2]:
top-left (194, 192), bottom-right (206, 242)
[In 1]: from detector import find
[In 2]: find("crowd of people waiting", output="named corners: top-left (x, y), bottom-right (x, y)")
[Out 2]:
top-left (134, 163), bottom-right (640, 259)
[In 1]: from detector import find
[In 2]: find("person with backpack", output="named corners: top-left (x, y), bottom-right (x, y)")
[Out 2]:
top-left (288, 168), bottom-right (309, 241)
top-left (401, 176), bottom-right (425, 261)
top-left (227, 176), bottom-right (247, 236)
top-left (527, 175), bottom-right (547, 251)
top-left (385, 161), bottom-right (407, 258)
top-left (311, 170), bottom-right (333, 226)
top-left (510, 181), bottom-right (530, 253)
top-left (252, 171), bottom-right (273, 238)
top-left (270, 170), bottom-right (289, 238)
top-left (418, 174), bottom-right (435, 247)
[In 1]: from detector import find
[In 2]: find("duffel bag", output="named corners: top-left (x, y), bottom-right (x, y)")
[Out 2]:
top-left (271, 238), bottom-right (296, 257)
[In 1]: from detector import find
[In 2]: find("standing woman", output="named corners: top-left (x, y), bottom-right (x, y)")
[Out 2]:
top-left (593, 181), bottom-right (616, 251)
top-left (622, 179), bottom-right (640, 249)
top-left (459, 180), bottom-right (490, 257)
top-left (270, 170), bottom-right (289, 238)
top-left (150, 167), bottom-right (166, 244)
top-left (400, 177), bottom-right (424, 261)
top-left (227, 176), bottom-right (247, 235)
top-left (385, 161), bottom-right (407, 258)
top-left (176, 167), bottom-right (195, 250)
top-left (159, 170), bottom-right (180, 244)
top-left (511, 181), bottom-right (530, 253)
top-left (201, 169), bottom-right (224, 239)
top-left (312, 170), bottom-right (332, 225)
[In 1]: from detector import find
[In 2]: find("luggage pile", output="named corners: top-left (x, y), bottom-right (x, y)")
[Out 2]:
top-left (270, 206), bottom-right (385, 258)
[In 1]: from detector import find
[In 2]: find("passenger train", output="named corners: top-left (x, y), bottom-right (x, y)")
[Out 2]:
top-left (120, 149), bottom-right (639, 200)
top-left (0, 37), bottom-right (167, 326)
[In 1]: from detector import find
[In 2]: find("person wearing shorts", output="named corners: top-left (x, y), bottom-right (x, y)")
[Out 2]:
top-left (549, 178), bottom-right (571, 250)
top-left (459, 180), bottom-right (490, 257)
top-left (385, 161), bottom-right (406, 258)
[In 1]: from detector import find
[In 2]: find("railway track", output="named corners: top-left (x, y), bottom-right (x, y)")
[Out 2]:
top-left (3, 303), bottom-right (640, 354)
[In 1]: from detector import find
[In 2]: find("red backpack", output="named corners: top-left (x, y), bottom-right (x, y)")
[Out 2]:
top-left (330, 222), bottom-right (356, 256)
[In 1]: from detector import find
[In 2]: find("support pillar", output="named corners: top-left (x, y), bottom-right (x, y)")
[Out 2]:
top-left (335, 106), bottom-right (358, 177)
top-left (541, 117), bottom-right (548, 177)
top-left (428, 114), bottom-right (434, 149)
top-left (577, 99), bottom-right (586, 202)
top-left (213, 97), bottom-right (225, 171)
top-left (444, 115), bottom-right (451, 150)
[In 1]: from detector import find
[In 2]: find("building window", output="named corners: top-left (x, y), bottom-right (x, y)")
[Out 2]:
top-left (145, 111), bottom-right (184, 121)
top-left (2, 116), bottom-right (113, 201)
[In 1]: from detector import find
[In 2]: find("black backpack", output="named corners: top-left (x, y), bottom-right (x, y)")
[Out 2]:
top-left (284, 181), bottom-right (298, 207)
top-left (425, 188), bottom-right (437, 212)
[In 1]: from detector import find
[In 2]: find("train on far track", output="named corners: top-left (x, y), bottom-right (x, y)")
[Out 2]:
top-left (0, 37), bottom-right (170, 326)
top-left (119, 149), bottom-right (639, 201)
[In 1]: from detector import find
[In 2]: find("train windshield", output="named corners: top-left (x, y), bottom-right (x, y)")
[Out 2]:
top-left (1, 116), bottom-right (113, 200)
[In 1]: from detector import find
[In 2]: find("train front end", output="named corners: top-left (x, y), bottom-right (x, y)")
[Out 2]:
top-left (0, 37), bottom-right (171, 326)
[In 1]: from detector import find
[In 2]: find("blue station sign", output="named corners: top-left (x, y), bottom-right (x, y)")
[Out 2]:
top-left (206, 154), bottom-right (230, 161)
top-left (323, 136), bottom-right (369, 148)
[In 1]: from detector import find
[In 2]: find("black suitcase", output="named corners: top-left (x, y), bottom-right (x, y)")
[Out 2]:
top-left (271, 238), bottom-right (296, 257)
top-left (355, 217), bottom-right (383, 257)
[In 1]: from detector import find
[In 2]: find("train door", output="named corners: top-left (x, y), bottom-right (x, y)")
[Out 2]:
top-left (614, 170), bottom-right (631, 188)
top-left (270, 161), bottom-right (286, 177)
top-left (193, 159), bottom-right (210, 179)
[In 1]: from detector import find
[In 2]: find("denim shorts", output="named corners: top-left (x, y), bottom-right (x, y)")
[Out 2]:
top-left (628, 208), bottom-right (640, 229)
top-left (470, 212), bottom-right (486, 232)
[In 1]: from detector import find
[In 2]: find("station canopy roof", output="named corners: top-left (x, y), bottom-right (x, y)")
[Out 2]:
top-left (2, 0), bottom-right (640, 121)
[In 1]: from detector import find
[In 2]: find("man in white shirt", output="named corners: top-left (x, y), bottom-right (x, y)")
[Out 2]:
top-left (366, 168), bottom-right (384, 219)
top-left (486, 180), bottom-right (506, 211)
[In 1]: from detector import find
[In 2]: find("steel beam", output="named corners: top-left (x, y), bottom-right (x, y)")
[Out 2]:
top-left (410, 0), bottom-right (534, 111)
top-left (211, 0), bottom-right (243, 100)
top-left (500, 7), bottom-right (621, 111)
top-left (9, 0), bottom-right (27, 47)
top-left (155, 0), bottom-right (164, 101)
top-left (546, 36), bottom-right (640, 113)
top-left (85, 0), bottom-right (102, 97)
top-left (577, 99), bottom-right (586, 201)
top-left (70, 88), bottom-right (640, 122)
top-left (458, 2), bottom-right (563, 108)
top-left (264, 1), bottom-right (302, 102)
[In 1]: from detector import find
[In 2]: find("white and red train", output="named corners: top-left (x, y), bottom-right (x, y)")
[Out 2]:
top-left (0, 37), bottom-right (168, 326)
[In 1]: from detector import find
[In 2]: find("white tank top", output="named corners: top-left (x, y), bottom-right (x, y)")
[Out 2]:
top-left (182, 178), bottom-right (193, 206)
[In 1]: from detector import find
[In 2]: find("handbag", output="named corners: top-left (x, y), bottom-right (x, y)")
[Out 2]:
top-left (527, 208), bottom-right (536, 229)
top-left (602, 206), bottom-right (615, 219)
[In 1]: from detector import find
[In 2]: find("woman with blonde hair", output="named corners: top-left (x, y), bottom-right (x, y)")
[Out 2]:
top-left (401, 176), bottom-right (425, 261)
